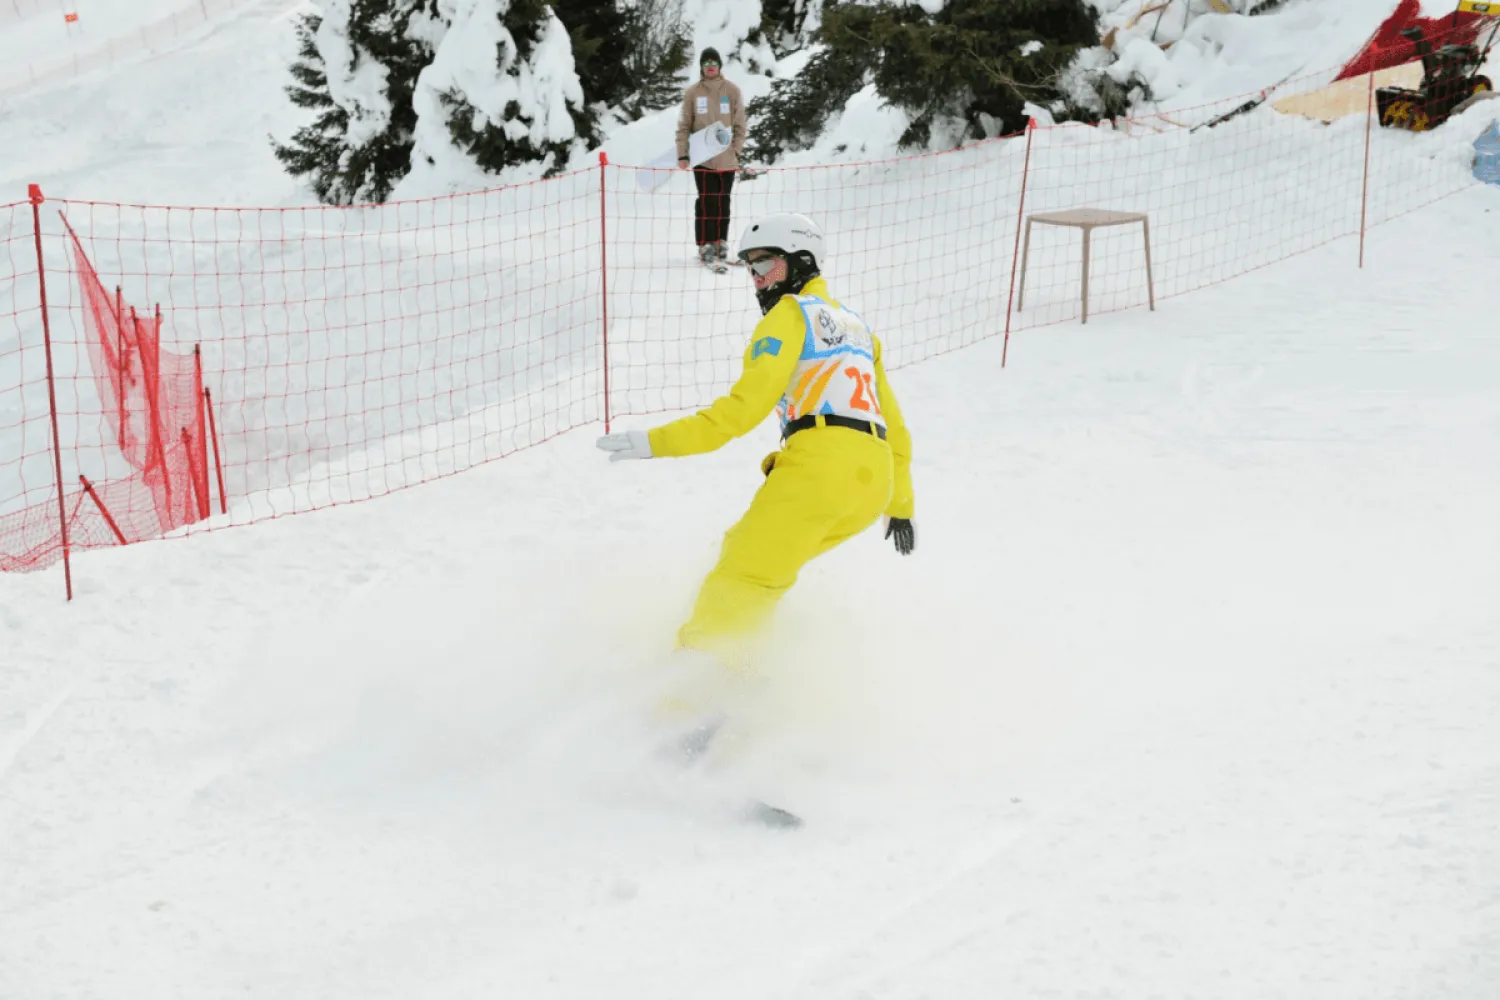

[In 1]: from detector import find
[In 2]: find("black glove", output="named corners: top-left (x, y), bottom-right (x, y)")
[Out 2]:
top-left (885, 517), bottom-right (915, 556)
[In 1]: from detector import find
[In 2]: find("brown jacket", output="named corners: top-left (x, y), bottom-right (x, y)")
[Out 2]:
top-left (675, 75), bottom-right (748, 171)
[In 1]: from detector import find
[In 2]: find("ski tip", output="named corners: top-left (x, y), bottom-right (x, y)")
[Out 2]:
top-left (742, 799), bottom-right (803, 830)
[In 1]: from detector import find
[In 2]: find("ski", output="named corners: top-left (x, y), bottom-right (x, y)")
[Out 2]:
top-left (659, 714), bottom-right (802, 829)
top-left (740, 799), bottom-right (803, 829)
top-left (695, 249), bottom-right (730, 274)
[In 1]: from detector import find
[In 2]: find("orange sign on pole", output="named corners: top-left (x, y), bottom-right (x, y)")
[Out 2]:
top-left (64, 11), bottom-right (79, 22)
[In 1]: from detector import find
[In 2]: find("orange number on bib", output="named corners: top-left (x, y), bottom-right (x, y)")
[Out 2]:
top-left (845, 367), bottom-right (882, 416)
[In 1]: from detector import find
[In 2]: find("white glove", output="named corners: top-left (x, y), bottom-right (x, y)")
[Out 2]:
top-left (596, 429), bottom-right (653, 462)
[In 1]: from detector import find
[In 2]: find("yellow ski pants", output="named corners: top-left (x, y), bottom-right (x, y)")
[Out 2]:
top-left (676, 425), bottom-right (894, 667)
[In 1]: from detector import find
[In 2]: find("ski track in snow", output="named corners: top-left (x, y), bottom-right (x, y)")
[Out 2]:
top-left (0, 681), bottom-right (72, 780)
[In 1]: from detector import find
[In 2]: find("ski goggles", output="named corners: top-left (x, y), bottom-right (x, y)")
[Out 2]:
top-left (702, 60), bottom-right (720, 69)
top-left (746, 256), bottom-right (780, 277)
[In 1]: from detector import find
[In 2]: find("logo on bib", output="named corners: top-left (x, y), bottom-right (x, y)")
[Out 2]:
top-left (816, 309), bottom-right (845, 347)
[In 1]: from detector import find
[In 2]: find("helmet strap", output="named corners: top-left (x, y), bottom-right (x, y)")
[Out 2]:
top-left (785, 250), bottom-right (821, 290)
top-left (750, 250), bottom-right (822, 315)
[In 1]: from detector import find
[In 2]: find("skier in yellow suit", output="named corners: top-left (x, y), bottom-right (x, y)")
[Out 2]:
top-left (597, 213), bottom-right (916, 676)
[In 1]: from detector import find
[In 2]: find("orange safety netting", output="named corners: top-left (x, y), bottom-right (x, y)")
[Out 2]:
top-left (1335, 0), bottom-right (1487, 81)
top-left (0, 219), bottom-right (209, 572)
top-left (70, 220), bottom-right (211, 538)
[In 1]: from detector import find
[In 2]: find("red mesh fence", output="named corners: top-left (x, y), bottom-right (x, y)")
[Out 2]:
top-left (0, 198), bottom-right (59, 571)
top-left (41, 179), bottom-right (597, 540)
top-left (607, 137), bottom-right (1025, 412)
top-left (1358, 13), bottom-right (1499, 228)
top-left (1, 59), bottom-right (1491, 583)
top-left (1004, 80), bottom-right (1371, 332)
top-left (68, 217), bottom-right (210, 540)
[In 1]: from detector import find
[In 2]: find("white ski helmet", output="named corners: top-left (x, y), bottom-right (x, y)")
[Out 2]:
top-left (735, 212), bottom-right (826, 268)
top-left (736, 213), bottom-right (827, 313)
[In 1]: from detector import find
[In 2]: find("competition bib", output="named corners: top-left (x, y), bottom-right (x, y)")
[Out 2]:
top-left (720, 97), bottom-right (731, 115)
top-left (696, 96), bottom-right (708, 114)
top-left (777, 296), bottom-right (886, 434)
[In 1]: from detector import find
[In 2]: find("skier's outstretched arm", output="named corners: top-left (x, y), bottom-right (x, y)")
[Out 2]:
top-left (647, 298), bottom-right (803, 458)
top-left (873, 335), bottom-right (914, 520)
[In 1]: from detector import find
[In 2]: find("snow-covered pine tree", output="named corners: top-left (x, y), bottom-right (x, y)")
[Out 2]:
top-left (272, 1), bottom-right (443, 205)
top-left (399, 0), bottom-right (591, 195)
top-left (748, 0), bottom-right (1103, 162)
top-left (1075, 0), bottom-right (1293, 122)
top-left (745, 38), bottom-right (864, 163)
top-left (279, 0), bottom-right (687, 203)
top-left (866, 0), bottom-right (1101, 147)
top-left (760, 0), bottom-right (824, 58)
top-left (554, 0), bottom-right (633, 128)
top-left (612, 0), bottom-right (692, 120)
top-left (552, 0), bottom-right (691, 126)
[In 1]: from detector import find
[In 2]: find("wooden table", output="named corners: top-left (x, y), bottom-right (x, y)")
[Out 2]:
top-left (1017, 209), bottom-right (1155, 324)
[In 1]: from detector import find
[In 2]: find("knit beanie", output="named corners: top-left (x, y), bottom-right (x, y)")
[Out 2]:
top-left (700, 47), bottom-right (722, 69)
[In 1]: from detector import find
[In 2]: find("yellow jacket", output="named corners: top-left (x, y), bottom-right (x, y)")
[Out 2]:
top-left (646, 277), bottom-right (915, 519)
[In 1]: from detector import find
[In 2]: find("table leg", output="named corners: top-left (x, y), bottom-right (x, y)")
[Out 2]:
top-left (1017, 218), bottom-right (1033, 312)
top-left (1141, 218), bottom-right (1156, 311)
top-left (1081, 225), bottom-right (1092, 324)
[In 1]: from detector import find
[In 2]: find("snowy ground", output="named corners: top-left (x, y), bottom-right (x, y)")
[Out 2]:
top-left (0, 0), bottom-right (277, 104)
top-left (0, 0), bottom-right (307, 206)
top-left (4, 1), bottom-right (1500, 996)
top-left (3, 186), bottom-right (1499, 998)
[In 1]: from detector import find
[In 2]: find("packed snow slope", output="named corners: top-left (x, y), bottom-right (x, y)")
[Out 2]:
top-left (2, 185), bottom-right (1499, 1000)
top-left (0, 0), bottom-right (273, 103)
top-left (0, 0), bottom-right (307, 205)
top-left (3, 1), bottom-right (1500, 998)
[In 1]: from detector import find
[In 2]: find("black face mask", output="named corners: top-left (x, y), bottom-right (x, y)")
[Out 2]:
top-left (752, 251), bottom-right (821, 315)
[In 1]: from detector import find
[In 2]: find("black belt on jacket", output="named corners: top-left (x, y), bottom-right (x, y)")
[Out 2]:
top-left (783, 413), bottom-right (887, 441)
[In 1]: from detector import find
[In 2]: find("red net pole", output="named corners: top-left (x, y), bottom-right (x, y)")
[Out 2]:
top-left (29, 183), bottom-right (72, 600)
top-left (114, 285), bottom-right (126, 450)
top-left (131, 304), bottom-right (172, 521)
top-left (182, 427), bottom-right (204, 520)
top-left (78, 475), bottom-right (127, 546)
top-left (191, 343), bottom-right (209, 520)
top-left (1359, 69), bottom-right (1374, 269)
top-left (1002, 120), bottom-right (1036, 369)
top-left (599, 150), bottom-right (612, 434)
top-left (205, 387), bottom-right (226, 516)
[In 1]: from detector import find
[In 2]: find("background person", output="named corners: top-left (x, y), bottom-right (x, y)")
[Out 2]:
top-left (675, 47), bottom-right (748, 266)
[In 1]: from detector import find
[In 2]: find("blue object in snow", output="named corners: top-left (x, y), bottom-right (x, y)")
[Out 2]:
top-left (1475, 121), bottom-right (1500, 186)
